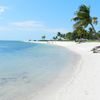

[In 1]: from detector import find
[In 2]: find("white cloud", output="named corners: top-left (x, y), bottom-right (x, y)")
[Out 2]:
top-left (11, 21), bottom-right (45, 29)
top-left (11, 20), bottom-right (67, 33)
top-left (0, 6), bottom-right (8, 14)
top-left (0, 20), bottom-right (68, 33)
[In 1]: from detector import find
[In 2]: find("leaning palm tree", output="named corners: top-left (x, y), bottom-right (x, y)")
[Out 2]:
top-left (72, 4), bottom-right (98, 34)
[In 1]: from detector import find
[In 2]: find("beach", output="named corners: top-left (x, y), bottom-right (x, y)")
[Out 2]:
top-left (0, 0), bottom-right (99, 100)
top-left (31, 41), bottom-right (100, 100)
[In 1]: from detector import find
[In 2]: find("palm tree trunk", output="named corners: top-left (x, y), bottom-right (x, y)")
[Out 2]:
top-left (90, 23), bottom-right (96, 34)
top-left (90, 23), bottom-right (100, 39)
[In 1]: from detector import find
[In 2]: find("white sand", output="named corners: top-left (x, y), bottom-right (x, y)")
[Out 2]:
top-left (31, 41), bottom-right (100, 100)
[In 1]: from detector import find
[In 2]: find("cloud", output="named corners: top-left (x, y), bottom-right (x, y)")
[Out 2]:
top-left (0, 6), bottom-right (8, 14)
top-left (0, 20), bottom-right (68, 33)
top-left (11, 21), bottom-right (45, 29)
top-left (11, 20), bottom-right (67, 33)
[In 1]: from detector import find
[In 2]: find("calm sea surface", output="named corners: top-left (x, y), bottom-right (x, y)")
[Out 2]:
top-left (0, 41), bottom-right (78, 100)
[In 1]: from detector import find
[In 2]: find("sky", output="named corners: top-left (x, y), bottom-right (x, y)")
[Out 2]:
top-left (0, 0), bottom-right (100, 40)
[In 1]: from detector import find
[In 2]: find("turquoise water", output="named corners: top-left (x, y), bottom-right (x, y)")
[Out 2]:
top-left (0, 41), bottom-right (78, 100)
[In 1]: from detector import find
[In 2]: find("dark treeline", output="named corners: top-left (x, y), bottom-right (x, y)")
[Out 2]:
top-left (53, 30), bottom-right (100, 41)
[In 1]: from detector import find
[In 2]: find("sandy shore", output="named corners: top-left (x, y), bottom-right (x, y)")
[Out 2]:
top-left (31, 41), bottom-right (100, 100)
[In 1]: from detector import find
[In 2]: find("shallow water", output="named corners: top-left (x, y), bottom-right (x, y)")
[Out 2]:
top-left (0, 41), bottom-right (78, 100)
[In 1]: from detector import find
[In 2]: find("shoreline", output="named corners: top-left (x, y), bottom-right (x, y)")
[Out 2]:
top-left (29, 41), bottom-right (100, 100)
top-left (30, 42), bottom-right (81, 100)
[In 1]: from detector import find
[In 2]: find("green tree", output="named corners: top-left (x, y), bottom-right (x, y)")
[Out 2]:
top-left (72, 4), bottom-right (98, 34)
top-left (56, 32), bottom-right (63, 40)
top-left (87, 27), bottom-right (94, 39)
top-left (96, 31), bottom-right (100, 39)
top-left (65, 32), bottom-right (73, 40)
top-left (57, 32), bottom-right (61, 37)
top-left (57, 32), bottom-right (62, 40)
top-left (42, 35), bottom-right (46, 40)
top-left (72, 27), bottom-right (88, 41)
top-left (53, 36), bottom-right (57, 40)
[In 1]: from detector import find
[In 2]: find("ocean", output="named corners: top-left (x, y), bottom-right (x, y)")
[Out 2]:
top-left (0, 41), bottom-right (79, 100)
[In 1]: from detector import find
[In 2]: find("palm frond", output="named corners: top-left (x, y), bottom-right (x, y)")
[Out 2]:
top-left (72, 17), bottom-right (80, 21)
top-left (73, 21), bottom-right (82, 28)
top-left (92, 17), bottom-right (98, 25)
top-left (79, 4), bottom-right (90, 14)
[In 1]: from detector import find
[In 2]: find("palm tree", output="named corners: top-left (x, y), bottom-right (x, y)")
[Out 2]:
top-left (53, 36), bottom-right (57, 40)
top-left (66, 32), bottom-right (73, 40)
top-left (72, 4), bottom-right (98, 34)
top-left (57, 32), bottom-right (62, 40)
top-left (57, 32), bottom-right (61, 37)
top-left (42, 35), bottom-right (46, 40)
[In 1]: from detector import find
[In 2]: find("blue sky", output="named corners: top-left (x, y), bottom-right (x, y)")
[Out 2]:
top-left (0, 0), bottom-right (100, 40)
